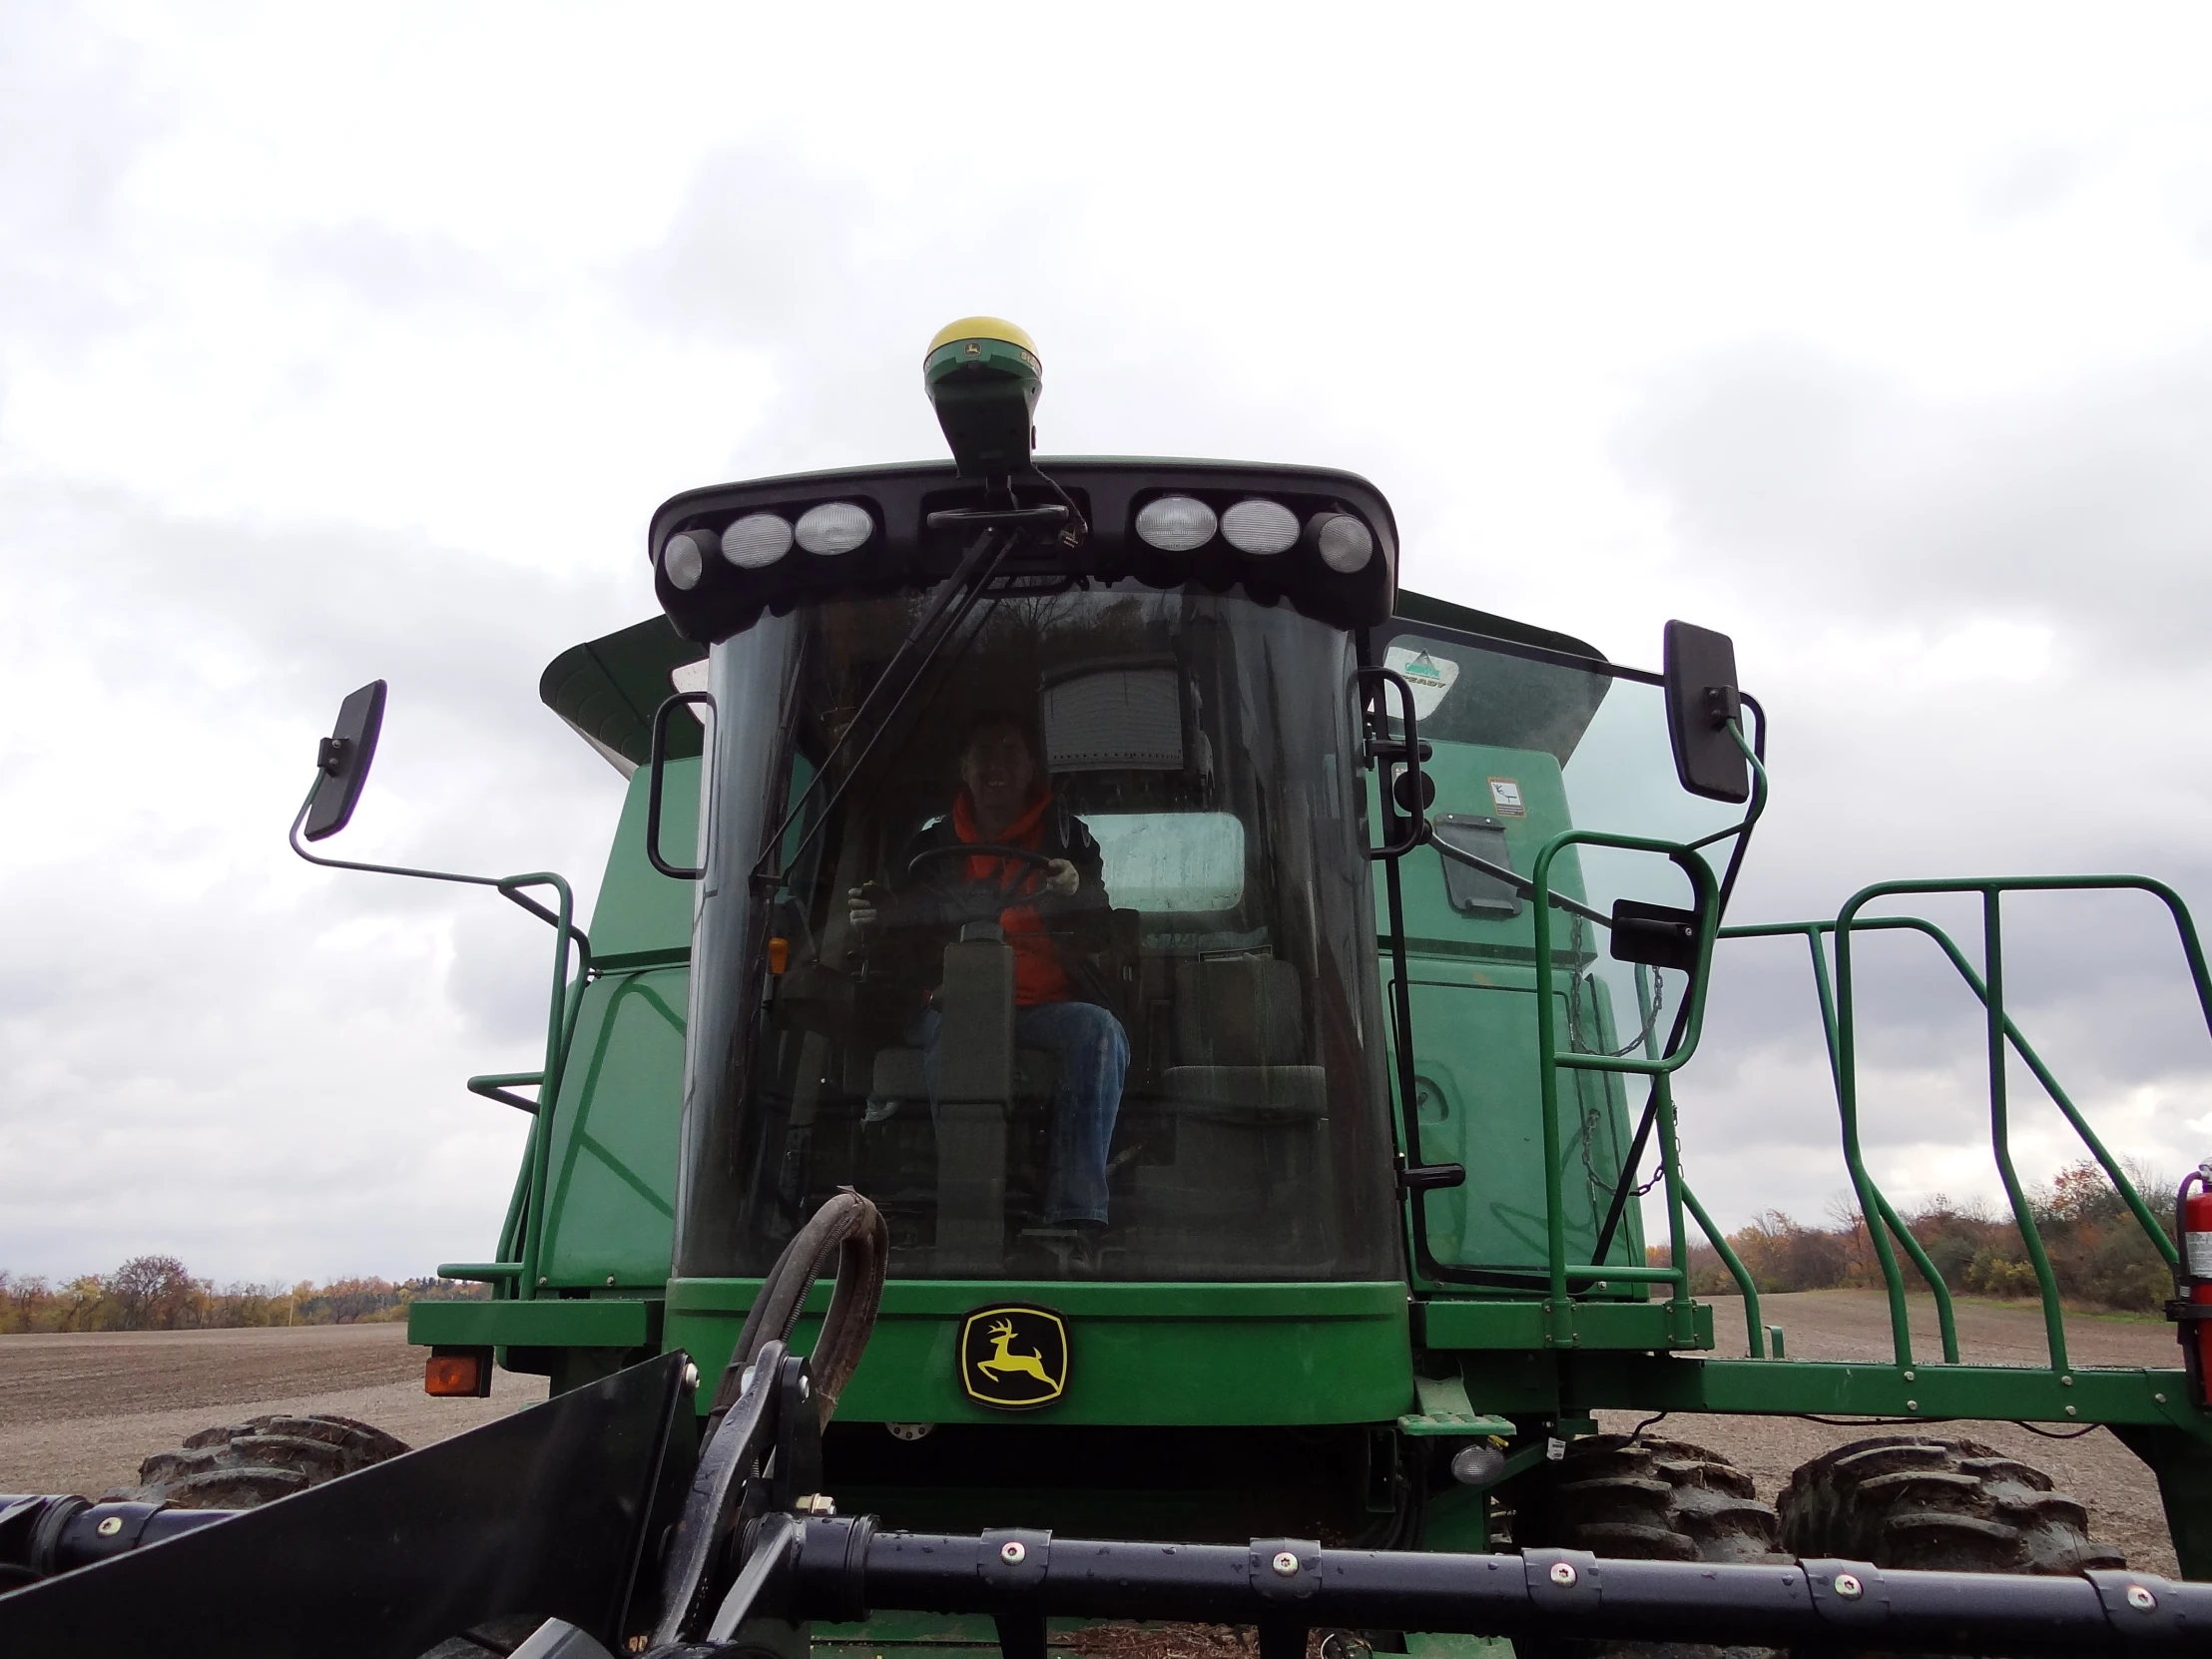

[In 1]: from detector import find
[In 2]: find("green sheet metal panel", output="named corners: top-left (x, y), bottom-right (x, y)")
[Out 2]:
top-left (589, 757), bottom-right (699, 966)
top-left (538, 615), bottom-right (706, 769)
top-left (1403, 971), bottom-right (1641, 1281)
top-left (410, 1295), bottom-right (654, 1350)
top-left (664, 1279), bottom-right (1413, 1425)
top-left (539, 965), bottom-right (689, 1288)
top-left (1380, 741), bottom-right (1591, 958)
top-left (1372, 741), bottom-right (1644, 1283)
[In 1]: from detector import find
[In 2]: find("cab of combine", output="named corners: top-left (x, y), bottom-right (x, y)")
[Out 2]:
top-left (370, 320), bottom-right (1772, 1545)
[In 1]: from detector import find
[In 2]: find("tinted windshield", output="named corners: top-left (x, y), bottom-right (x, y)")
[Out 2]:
top-left (678, 585), bottom-right (1399, 1283)
top-left (1375, 622), bottom-right (1753, 1281)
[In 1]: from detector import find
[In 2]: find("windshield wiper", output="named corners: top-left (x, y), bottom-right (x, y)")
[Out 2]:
top-left (748, 506), bottom-right (1065, 893)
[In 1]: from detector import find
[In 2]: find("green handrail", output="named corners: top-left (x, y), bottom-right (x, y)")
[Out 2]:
top-left (1525, 723), bottom-right (1768, 1328)
top-left (512, 874), bottom-right (583, 1301)
top-left (1848, 914), bottom-right (2177, 1271)
top-left (287, 782), bottom-right (589, 1306)
top-left (1718, 918), bottom-right (1960, 1365)
top-left (1823, 874), bottom-right (2212, 1370)
top-left (1679, 1177), bottom-right (1766, 1358)
top-left (1978, 893), bottom-right (2069, 1371)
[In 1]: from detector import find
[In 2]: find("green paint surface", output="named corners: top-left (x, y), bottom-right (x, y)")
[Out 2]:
top-left (664, 1278), bottom-right (1412, 1424)
top-left (410, 1296), bottom-right (652, 1349)
top-left (540, 965), bottom-right (688, 1288)
top-left (590, 756), bottom-right (698, 966)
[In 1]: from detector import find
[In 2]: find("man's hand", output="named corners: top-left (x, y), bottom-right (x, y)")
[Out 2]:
top-left (1043, 858), bottom-right (1079, 897)
top-left (846, 886), bottom-right (879, 930)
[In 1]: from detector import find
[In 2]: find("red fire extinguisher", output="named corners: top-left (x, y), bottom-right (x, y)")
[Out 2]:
top-left (2177, 1165), bottom-right (2212, 1404)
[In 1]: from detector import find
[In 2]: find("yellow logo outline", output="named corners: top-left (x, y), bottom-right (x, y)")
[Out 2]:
top-left (958, 1304), bottom-right (1069, 1410)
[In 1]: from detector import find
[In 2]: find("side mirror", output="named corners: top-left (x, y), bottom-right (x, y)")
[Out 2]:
top-left (303, 680), bottom-right (387, 841)
top-left (1662, 621), bottom-right (1749, 804)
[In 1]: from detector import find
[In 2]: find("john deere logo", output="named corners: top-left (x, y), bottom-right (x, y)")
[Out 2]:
top-left (959, 1304), bottom-right (1068, 1410)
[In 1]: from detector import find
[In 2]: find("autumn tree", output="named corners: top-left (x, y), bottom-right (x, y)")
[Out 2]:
top-left (106, 1255), bottom-right (197, 1331)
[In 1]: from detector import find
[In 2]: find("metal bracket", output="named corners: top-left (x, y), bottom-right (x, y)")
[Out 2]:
top-left (1522, 1549), bottom-right (1602, 1614)
top-left (979, 1528), bottom-right (1052, 1592)
top-left (1249, 1539), bottom-right (1320, 1659)
top-left (1801, 1558), bottom-right (1889, 1629)
top-left (767, 1356), bottom-right (823, 1515)
top-left (982, 1529), bottom-right (1052, 1659)
top-left (2084, 1569), bottom-right (2187, 1640)
top-left (1249, 1538), bottom-right (1321, 1602)
top-left (1394, 1153), bottom-right (1467, 1197)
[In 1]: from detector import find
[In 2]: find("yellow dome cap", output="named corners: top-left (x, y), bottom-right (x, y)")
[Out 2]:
top-left (927, 316), bottom-right (1038, 359)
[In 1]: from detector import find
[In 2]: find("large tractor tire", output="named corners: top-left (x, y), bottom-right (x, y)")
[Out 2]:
top-left (1778, 1435), bottom-right (2122, 1574)
top-left (104, 1413), bottom-right (538, 1655)
top-left (102, 1412), bottom-right (409, 1508)
top-left (1509, 1434), bottom-right (1785, 1659)
top-left (1513, 1433), bottom-right (1785, 1563)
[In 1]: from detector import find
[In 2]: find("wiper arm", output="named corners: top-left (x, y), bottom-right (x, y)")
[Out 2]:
top-left (749, 508), bottom-right (1061, 892)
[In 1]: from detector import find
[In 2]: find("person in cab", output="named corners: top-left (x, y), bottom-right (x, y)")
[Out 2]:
top-left (847, 710), bottom-right (1130, 1233)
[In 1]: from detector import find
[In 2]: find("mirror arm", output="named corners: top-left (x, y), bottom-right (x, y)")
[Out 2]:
top-left (1684, 720), bottom-right (1769, 852)
top-left (286, 789), bottom-right (589, 958)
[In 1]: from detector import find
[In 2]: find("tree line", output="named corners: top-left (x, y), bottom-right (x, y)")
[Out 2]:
top-left (0, 1257), bottom-right (491, 1334)
top-left (1656, 1158), bottom-right (2180, 1313)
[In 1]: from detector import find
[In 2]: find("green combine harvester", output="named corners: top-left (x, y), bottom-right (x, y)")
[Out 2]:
top-left (9, 319), bottom-right (2212, 1657)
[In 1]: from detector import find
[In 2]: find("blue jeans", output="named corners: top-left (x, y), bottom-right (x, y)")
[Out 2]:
top-left (907, 1000), bottom-right (1129, 1225)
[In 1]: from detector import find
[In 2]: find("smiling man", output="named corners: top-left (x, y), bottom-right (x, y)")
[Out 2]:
top-left (847, 710), bottom-right (1130, 1244)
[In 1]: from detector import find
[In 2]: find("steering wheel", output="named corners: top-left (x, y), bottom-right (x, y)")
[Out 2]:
top-left (906, 842), bottom-right (1059, 878)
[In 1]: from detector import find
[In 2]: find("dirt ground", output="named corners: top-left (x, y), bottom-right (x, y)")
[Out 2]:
top-left (0, 1323), bottom-right (548, 1501)
top-left (0, 1292), bottom-right (2184, 1576)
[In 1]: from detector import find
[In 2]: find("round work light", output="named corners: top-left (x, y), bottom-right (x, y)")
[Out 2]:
top-left (1134, 495), bottom-right (1218, 552)
top-left (1314, 513), bottom-right (1376, 573)
top-left (796, 502), bottom-right (873, 555)
top-left (1221, 498), bottom-right (1300, 555)
top-left (662, 530), bottom-right (708, 591)
top-left (722, 512), bottom-right (794, 569)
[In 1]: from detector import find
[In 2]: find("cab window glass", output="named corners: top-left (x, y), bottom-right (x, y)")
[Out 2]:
top-left (1088, 812), bottom-right (1246, 913)
top-left (676, 584), bottom-right (1397, 1284)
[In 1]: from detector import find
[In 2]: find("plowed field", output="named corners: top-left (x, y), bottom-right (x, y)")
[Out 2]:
top-left (0, 1291), bottom-right (2182, 1574)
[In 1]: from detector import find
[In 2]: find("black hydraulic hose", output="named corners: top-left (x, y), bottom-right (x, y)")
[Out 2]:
top-left (714, 1190), bottom-right (888, 1428)
top-left (786, 1524), bottom-right (2208, 1656)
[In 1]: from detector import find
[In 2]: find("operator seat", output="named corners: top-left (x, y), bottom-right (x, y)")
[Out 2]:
top-left (1134, 956), bottom-right (1333, 1264)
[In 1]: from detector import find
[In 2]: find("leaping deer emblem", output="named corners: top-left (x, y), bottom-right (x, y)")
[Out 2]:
top-left (975, 1319), bottom-right (1055, 1385)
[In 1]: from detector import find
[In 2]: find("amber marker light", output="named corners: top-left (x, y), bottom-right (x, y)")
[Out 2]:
top-left (425, 1352), bottom-right (486, 1396)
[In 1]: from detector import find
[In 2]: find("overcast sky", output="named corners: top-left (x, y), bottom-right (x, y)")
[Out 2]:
top-left (5, 4), bottom-right (2212, 1284)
